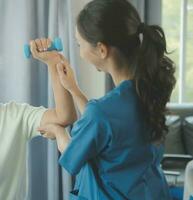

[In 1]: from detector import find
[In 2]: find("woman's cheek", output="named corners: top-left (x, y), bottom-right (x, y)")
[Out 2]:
top-left (79, 49), bottom-right (84, 59)
top-left (80, 52), bottom-right (83, 59)
top-left (79, 48), bottom-right (99, 66)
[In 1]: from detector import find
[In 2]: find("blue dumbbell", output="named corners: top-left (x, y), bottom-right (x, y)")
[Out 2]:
top-left (24, 37), bottom-right (63, 58)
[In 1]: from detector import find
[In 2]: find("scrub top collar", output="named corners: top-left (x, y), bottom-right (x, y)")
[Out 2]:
top-left (114, 79), bottom-right (134, 91)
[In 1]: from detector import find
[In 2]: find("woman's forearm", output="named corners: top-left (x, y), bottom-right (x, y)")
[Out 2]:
top-left (48, 63), bottom-right (77, 124)
top-left (55, 127), bottom-right (71, 153)
top-left (69, 86), bottom-right (88, 115)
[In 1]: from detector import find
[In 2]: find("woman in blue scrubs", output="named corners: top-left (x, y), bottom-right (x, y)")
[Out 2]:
top-left (39, 0), bottom-right (176, 199)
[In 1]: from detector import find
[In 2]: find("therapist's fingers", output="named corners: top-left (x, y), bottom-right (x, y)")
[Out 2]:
top-left (61, 58), bottom-right (72, 72)
top-left (58, 62), bottom-right (67, 73)
top-left (37, 126), bottom-right (47, 136)
top-left (57, 63), bottom-right (67, 77)
top-left (37, 123), bottom-right (58, 133)
top-left (37, 127), bottom-right (45, 133)
top-left (37, 127), bottom-right (56, 140)
top-left (57, 63), bottom-right (69, 89)
top-left (56, 59), bottom-right (78, 91)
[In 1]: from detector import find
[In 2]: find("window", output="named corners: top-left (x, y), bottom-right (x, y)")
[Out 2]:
top-left (162, 0), bottom-right (193, 103)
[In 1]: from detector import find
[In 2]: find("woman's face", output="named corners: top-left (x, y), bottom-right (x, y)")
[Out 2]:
top-left (75, 27), bottom-right (105, 71)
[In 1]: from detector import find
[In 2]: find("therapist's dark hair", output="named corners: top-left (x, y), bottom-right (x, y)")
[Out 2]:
top-left (77, 0), bottom-right (176, 142)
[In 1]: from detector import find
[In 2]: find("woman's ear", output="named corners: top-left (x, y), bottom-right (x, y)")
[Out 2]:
top-left (97, 42), bottom-right (108, 59)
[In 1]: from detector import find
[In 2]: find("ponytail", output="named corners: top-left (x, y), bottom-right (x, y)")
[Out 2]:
top-left (76, 0), bottom-right (176, 143)
top-left (134, 23), bottom-right (176, 142)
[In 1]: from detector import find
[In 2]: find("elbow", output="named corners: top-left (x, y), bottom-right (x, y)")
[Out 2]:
top-left (71, 114), bottom-right (78, 123)
top-left (57, 113), bottom-right (78, 127)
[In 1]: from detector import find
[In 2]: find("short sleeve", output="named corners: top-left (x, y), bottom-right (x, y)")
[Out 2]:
top-left (59, 102), bottom-right (111, 175)
top-left (22, 104), bottom-right (47, 139)
top-left (5, 102), bottom-right (47, 140)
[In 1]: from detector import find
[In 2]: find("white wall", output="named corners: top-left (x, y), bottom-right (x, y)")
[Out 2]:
top-left (71, 0), bottom-right (106, 100)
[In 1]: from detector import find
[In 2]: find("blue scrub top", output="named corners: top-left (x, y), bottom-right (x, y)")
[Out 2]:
top-left (59, 80), bottom-right (171, 200)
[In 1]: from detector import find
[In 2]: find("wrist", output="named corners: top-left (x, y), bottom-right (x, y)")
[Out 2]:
top-left (46, 56), bottom-right (61, 67)
top-left (69, 85), bottom-right (80, 96)
top-left (47, 62), bottom-right (57, 68)
top-left (54, 126), bottom-right (65, 137)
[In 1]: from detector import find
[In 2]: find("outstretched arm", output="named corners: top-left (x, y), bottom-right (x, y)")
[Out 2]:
top-left (30, 38), bottom-right (77, 127)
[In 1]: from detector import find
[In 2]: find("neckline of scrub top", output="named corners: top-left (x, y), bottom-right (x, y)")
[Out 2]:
top-left (114, 79), bottom-right (134, 91)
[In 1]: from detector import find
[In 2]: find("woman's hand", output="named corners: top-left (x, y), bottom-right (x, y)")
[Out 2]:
top-left (30, 38), bottom-right (62, 66)
top-left (57, 59), bottom-right (89, 114)
top-left (37, 123), bottom-right (60, 140)
top-left (37, 124), bottom-right (70, 153)
top-left (56, 60), bottom-right (79, 93)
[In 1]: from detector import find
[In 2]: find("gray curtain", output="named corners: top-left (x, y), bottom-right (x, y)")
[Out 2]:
top-left (46, 1), bottom-right (80, 200)
top-left (105, 0), bottom-right (162, 92)
top-left (0, 0), bottom-right (81, 199)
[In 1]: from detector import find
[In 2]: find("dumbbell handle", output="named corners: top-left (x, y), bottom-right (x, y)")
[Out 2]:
top-left (24, 37), bottom-right (63, 58)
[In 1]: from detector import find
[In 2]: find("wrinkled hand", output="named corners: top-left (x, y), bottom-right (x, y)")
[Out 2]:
top-left (30, 38), bottom-right (62, 66)
top-left (56, 60), bottom-right (78, 92)
top-left (37, 123), bottom-right (64, 140)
